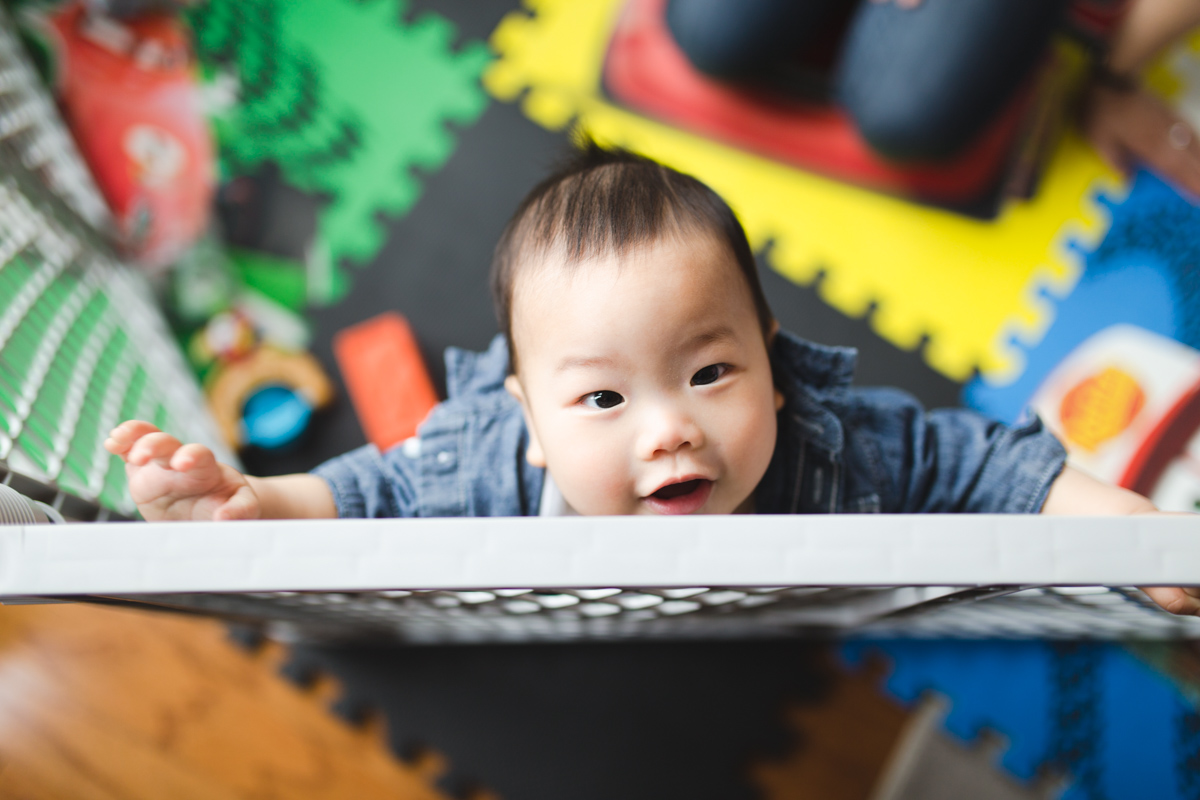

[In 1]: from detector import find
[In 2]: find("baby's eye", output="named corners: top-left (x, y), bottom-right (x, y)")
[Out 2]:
top-left (691, 363), bottom-right (729, 386)
top-left (581, 390), bottom-right (624, 410)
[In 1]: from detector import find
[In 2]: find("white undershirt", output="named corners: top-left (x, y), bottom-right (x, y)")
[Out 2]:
top-left (537, 473), bottom-right (578, 516)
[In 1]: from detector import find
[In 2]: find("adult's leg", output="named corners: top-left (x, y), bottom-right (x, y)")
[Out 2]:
top-left (835, 0), bottom-right (1072, 163)
top-left (665, 0), bottom-right (851, 85)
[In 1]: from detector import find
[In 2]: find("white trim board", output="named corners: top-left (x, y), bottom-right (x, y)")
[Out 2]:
top-left (1, 514), bottom-right (1197, 596)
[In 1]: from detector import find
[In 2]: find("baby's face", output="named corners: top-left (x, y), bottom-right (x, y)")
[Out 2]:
top-left (505, 234), bottom-right (780, 515)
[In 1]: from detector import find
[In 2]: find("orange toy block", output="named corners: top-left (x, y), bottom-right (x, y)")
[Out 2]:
top-left (333, 312), bottom-right (439, 452)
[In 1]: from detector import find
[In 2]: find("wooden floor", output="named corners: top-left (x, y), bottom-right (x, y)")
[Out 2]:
top-left (751, 656), bottom-right (908, 800)
top-left (0, 602), bottom-right (463, 800)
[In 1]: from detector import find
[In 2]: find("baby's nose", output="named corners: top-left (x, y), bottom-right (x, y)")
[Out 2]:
top-left (636, 403), bottom-right (704, 459)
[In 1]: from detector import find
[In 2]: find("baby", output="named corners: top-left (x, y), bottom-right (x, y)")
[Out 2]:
top-left (105, 143), bottom-right (1198, 614)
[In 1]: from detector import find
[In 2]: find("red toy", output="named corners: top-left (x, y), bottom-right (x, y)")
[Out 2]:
top-left (37, 2), bottom-right (214, 269)
top-left (333, 313), bottom-right (439, 452)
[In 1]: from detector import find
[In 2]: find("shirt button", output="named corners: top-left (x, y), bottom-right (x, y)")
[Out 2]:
top-left (401, 437), bottom-right (422, 458)
top-left (436, 450), bottom-right (453, 465)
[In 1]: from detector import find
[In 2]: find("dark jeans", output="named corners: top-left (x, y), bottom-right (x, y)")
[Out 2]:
top-left (665, 0), bottom-right (1071, 162)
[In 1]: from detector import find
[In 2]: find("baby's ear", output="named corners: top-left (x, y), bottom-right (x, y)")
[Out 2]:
top-left (765, 320), bottom-right (784, 412)
top-left (504, 375), bottom-right (547, 468)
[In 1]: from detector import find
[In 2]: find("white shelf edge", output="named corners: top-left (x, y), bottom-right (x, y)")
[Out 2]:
top-left (0, 514), bottom-right (1197, 596)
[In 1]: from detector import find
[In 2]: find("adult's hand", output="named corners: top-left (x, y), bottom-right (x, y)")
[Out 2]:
top-left (1083, 82), bottom-right (1200, 199)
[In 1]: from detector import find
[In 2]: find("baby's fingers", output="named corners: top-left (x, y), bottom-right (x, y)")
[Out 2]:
top-left (127, 431), bottom-right (184, 466)
top-left (1141, 586), bottom-right (1200, 616)
top-left (104, 420), bottom-right (162, 459)
top-left (169, 442), bottom-right (217, 474)
top-left (214, 484), bottom-right (260, 521)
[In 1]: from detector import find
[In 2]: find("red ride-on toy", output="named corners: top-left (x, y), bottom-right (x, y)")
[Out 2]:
top-left (601, 0), bottom-right (1125, 218)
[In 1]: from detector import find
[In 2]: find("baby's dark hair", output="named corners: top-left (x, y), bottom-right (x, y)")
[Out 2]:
top-left (490, 140), bottom-right (774, 372)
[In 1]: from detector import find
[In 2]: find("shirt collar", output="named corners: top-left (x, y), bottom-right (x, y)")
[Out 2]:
top-left (771, 329), bottom-right (857, 393)
top-left (445, 334), bottom-right (510, 399)
top-left (771, 330), bottom-right (857, 457)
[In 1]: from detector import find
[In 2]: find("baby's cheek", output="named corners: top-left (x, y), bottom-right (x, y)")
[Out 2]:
top-left (726, 390), bottom-right (778, 478)
top-left (547, 435), bottom-right (634, 514)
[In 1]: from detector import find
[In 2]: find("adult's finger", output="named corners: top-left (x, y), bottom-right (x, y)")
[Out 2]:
top-left (1088, 130), bottom-right (1129, 176)
top-left (1144, 126), bottom-right (1200, 197)
top-left (1125, 99), bottom-right (1200, 197)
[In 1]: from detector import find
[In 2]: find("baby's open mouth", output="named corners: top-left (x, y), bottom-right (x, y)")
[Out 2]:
top-left (643, 478), bottom-right (713, 514)
top-left (651, 479), bottom-right (705, 500)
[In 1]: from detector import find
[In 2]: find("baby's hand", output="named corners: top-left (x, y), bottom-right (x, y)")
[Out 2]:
top-left (105, 421), bottom-right (260, 522)
top-left (1141, 586), bottom-right (1200, 617)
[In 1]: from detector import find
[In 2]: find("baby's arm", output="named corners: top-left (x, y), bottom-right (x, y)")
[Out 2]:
top-left (104, 420), bottom-right (336, 521)
top-left (1041, 465), bottom-right (1199, 616)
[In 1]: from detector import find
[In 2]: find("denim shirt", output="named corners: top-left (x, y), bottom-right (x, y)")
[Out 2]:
top-left (313, 331), bottom-right (1067, 517)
